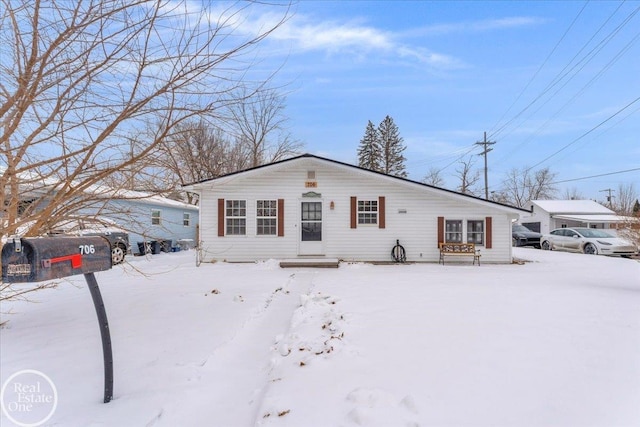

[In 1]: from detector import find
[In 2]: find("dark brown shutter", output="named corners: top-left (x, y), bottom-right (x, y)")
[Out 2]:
top-left (437, 216), bottom-right (444, 248)
top-left (378, 196), bottom-right (386, 229)
top-left (218, 199), bottom-right (225, 237)
top-left (350, 197), bottom-right (357, 229)
top-left (485, 217), bottom-right (492, 249)
top-left (277, 199), bottom-right (285, 237)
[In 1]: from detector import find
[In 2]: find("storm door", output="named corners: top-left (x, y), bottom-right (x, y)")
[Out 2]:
top-left (299, 201), bottom-right (323, 255)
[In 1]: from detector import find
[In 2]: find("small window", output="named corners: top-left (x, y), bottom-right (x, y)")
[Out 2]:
top-left (256, 200), bottom-right (277, 236)
top-left (225, 200), bottom-right (246, 235)
top-left (183, 212), bottom-right (190, 227)
top-left (445, 220), bottom-right (462, 243)
top-left (151, 209), bottom-right (161, 225)
top-left (467, 220), bottom-right (484, 245)
top-left (358, 200), bottom-right (378, 225)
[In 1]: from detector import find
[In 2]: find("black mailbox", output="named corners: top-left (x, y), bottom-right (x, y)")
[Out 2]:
top-left (2, 236), bottom-right (112, 283)
top-left (2, 235), bottom-right (116, 403)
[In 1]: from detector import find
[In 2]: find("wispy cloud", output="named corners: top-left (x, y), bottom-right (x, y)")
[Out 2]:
top-left (403, 16), bottom-right (544, 37)
top-left (203, 6), bottom-right (543, 70)
top-left (270, 15), bottom-right (463, 69)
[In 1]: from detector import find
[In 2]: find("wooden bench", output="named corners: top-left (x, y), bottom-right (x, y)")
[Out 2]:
top-left (439, 242), bottom-right (481, 266)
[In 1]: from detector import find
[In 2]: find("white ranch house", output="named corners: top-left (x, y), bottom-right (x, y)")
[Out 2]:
top-left (184, 154), bottom-right (528, 264)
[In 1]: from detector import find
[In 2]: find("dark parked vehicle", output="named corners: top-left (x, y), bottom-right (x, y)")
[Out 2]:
top-left (47, 217), bottom-right (130, 265)
top-left (512, 224), bottom-right (542, 248)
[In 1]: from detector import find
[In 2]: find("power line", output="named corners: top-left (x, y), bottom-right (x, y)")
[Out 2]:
top-left (490, 2), bottom-right (636, 143)
top-left (488, 1), bottom-right (590, 139)
top-left (526, 95), bottom-right (640, 171)
top-left (489, 2), bottom-right (640, 170)
top-left (494, 24), bottom-right (640, 167)
top-left (484, 166), bottom-right (639, 196)
top-left (406, 144), bottom-right (478, 169)
top-left (551, 167), bottom-right (640, 184)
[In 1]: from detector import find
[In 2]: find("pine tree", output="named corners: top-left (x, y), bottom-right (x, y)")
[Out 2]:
top-left (357, 120), bottom-right (381, 171)
top-left (377, 115), bottom-right (407, 177)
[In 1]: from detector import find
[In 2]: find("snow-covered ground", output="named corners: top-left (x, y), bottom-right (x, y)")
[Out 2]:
top-left (1, 248), bottom-right (639, 427)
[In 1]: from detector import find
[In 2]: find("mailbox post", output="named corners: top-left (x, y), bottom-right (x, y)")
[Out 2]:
top-left (2, 236), bottom-right (115, 403)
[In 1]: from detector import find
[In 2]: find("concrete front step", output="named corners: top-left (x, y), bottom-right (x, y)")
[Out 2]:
top-left (279, 258), bottom-right (340, 268)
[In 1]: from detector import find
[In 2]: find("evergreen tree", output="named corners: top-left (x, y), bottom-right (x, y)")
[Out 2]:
top-left (378, 115), bottom-right (407, 177)
top-left (357, 120), bottom-right (381, 171)
top-left (633, 199), bottom-right (640, 216)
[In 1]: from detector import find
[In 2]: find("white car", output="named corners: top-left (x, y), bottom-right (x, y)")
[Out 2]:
top-left (540, 227), bottom-right (638, 257)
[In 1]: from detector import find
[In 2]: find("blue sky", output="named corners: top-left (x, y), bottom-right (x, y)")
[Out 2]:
top-left (246, 1), bottom-right (639, 201)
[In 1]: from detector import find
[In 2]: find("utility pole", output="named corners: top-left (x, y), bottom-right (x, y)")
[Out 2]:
top-left (476, 131), bottom-right (496, 200)
top-left (600, 188), bottom-right (615, 208)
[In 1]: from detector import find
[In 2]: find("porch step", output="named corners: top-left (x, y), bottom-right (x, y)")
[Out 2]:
top-left (279, 258), bottom-right (340, 268)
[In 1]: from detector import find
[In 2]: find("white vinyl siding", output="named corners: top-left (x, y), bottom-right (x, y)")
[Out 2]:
top-left (195, 159), bottom-right (516, 263)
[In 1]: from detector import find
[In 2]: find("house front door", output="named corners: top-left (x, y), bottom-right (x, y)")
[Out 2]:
top-left (299, 201), bottom-right (323, 255)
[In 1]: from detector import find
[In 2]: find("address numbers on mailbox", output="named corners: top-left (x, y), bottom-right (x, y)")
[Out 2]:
top-left (2, 236), bottom-right (113, 283)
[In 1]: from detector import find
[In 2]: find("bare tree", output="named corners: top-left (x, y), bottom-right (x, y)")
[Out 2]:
top-left (1, 1), bottom-right (290, 304)
top-left (562, 187), bottom-right (585, 200)
top-left (148, 121), bottom-right (252, 204)
top-left (1, 0), bottom-right (290, 239)
top-left (422, 167), bottom-right (445, 188)
top-left (455, 157), bottom-right (481, 196)
top-left (497, 166), bottom-right (557, 207)
top-left (613, 183), bottom-right (638, 216)
top-left (226, 86), bottom-right (303, 168)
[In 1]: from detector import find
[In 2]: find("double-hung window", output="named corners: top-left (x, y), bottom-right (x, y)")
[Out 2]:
top-left (467, 220), bottom-right (484, 245)
top-left (256, 200), bottom-right (277, 236)
top-left (358, 200), bottom-right (378, 225)
top-left (225, 200), bottom-right (246, 235)
top-left (183, 212), bottom-right (191, 227)
top-left (151, 209), bottom-right (161, 225)
top-left (445, 220), bottom-right (463, 243)
top-left (445, 219), bottom-right (485, 245)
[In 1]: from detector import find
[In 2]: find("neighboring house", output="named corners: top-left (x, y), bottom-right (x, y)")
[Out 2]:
top-left (87, 190), bottom-right (200, 254)
top-left (3, 171), bottom-right (200, 254)
top-left (183, 154), bottom-right (528, 263)
top-left (520, 200), bottom-right (628, 234)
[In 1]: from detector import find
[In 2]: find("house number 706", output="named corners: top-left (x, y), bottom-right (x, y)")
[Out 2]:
top-left (79, 244), bottom-right (96, 255)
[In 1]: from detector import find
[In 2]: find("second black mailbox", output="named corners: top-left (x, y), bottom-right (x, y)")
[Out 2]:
top-left (2, 236), bottom-right (112, 283)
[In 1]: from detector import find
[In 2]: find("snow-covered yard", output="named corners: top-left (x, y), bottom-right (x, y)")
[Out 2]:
top-left (1, 248), bottom-right (639, 427)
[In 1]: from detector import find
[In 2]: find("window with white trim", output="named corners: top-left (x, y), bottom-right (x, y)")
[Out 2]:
top-left (445, 220), bottom-right (463, 243)
top-left (256, 200), bottom-right (277, 235)
top-left (467, 220), bottom-right (484, 245)
top-left (183, 212), bottom-right (191, 227)
top-left (358, 200), bottom-right (378, 225)
top-left (151, 209), bottom-right (161, 225)
top-left (225, 200), bottom-right (246, 235)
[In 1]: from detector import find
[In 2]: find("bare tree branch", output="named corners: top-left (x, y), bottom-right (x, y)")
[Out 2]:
top-left (1, 0), bottom-right (291, 239)
top-left (422, 167), bottom-right (445, 187)
top-left (455, 156), bottom-right (481, 196)
top-left (496, 166), bottom-right (557, 208)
